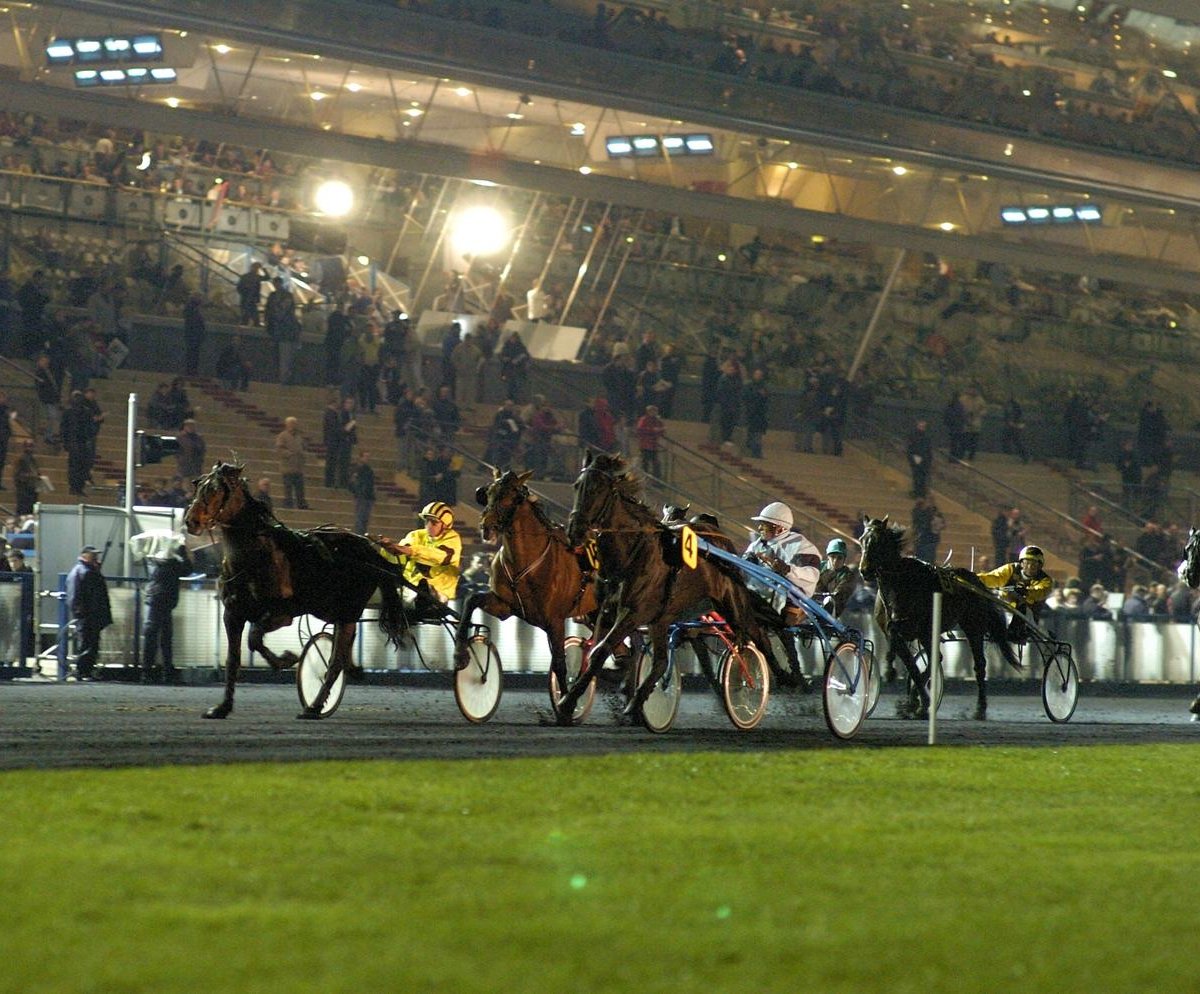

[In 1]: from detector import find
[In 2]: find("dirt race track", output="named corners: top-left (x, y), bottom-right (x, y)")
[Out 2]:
top-left (2, 677), bottom-right (1198, 770)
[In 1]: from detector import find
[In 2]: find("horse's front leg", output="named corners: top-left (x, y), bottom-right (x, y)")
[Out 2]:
top-left (967, 633), bottom-right (988, 721)
top-left (625, 624), bottom-right (668, 718)
top-left (298, 622), bottom-right (354, 719)
top-left (454, 592), bottom-right (510, 671)
top-left (205, 612), bottom-right (243, 719)
top-left (889, 629), bottom-right (927, 719)
top-left (248, 617), bottom-right (298, 671)
top-left (554, 605), bottom-right (629, 725)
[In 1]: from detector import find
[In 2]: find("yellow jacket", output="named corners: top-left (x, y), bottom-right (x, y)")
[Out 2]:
top-left (977, 562), bottom-right (1051, 610)
top-left (380, 526), bottom-right (462, 602)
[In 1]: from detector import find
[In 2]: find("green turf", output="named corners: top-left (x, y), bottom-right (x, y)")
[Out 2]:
top-left (1, 745), bottom-right (1197, 994)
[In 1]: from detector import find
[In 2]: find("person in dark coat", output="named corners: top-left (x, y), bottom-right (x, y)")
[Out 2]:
top-left (61, 390), bottom-right (90, 495)
top-left (324, 302), bottom-right (351, 387)
top-left (0, 389), bottom-right (15, 490)
top-left (13, 440), bottom-right (40, 515)
top-left (182, 293), bottom-right (206, 376)
top-left (143, 543), bottom-right (193, 682)
top-left (322, 394), bottom-right (342, 488)
top-left (713, 358), bottom-right (743, 445)
top-left (66, 545), bottom-right (112, 680)
top-left (906, 419), bottom-right (933, 498)
top-left (349, 450), bottom-right (376, 534)
top-left (236, 262), bottom-right (267, 327)
top-left (743, 368), bottom-right (769, 459)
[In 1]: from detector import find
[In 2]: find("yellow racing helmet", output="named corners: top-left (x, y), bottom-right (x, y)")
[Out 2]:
top-left (1018, 545), bottom-right (1044, 567)
top-left (419, 501), bottom-right (455, 528)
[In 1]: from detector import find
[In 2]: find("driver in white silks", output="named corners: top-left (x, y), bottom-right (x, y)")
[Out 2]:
top-left (743, 501), bottom-right (821, 626)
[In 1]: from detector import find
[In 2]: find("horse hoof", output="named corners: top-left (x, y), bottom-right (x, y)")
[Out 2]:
top-left (1190, 697), bottom-right (1200, 716)
top-left (204, 705), bottom-right (230, 720)
top-left (973, 705), bottom-right (988, 721)
top-left (296, 709), bottom-right (324, 721)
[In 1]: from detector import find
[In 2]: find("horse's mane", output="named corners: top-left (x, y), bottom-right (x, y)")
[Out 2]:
top-left (591, 454), bottom-right (658, 527)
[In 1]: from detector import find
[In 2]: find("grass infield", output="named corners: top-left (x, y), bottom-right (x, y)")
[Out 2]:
top-left (1, 744), bottom-right (1195, 993)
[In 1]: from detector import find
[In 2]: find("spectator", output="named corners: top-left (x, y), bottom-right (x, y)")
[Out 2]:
top-left (911, 496), bottom-right (944, 563)
top-left (324, 301), bottom-right (351, 387)
top-left (991, 507), bottom-right (1012, 570)
top-left (635, 404), bottom-right (666, 477)
top-left (499, 330), bottom-right (531, 403)
top-left (182, 293), bottom-right (206, 376)
top-left (657, 342), bottom-right (682, 418)
top-left (906, 419), bottom-right (933, 498)
top-left (943, 391), bottom-right (967, 462)
top-left (17, 270), bottom-right (50, 356)
top-left (275, 416), bottom-right (309, 509)
top-left (524, 395), bottom-right (561, 478)
top-left (142, 542), bottom-right (193, 683)
top-left (236, 262), bottom-right (267, 327)
top-left (13, 439), bottom-right (40, 515)
top-left (33, 353), bottom-right (62, 448)
top-left (1116, 439), bottom-right (1141, 511)
top-left (713, 357), bottom-right (743, 448)
top-left (1080, 505), bottom-right (1103, 537)
top-left (430, 384), bottom-right (461, 443)
top-left (419, 443), bottom-right (460, 507)
top-left (252, 477), bottom-right (274, 513)
top-left (700, 348), bottom-right (720, 424)
top-left (578, 396), bottom-right (617, 458)
top-left (65, 545), bottom-right (112, 681)
top-left (743, 368), bottom-right (769, 459)
top-left (483, 399), bottom-right (523, 468)
top-left (357, 322), bottom-right (381, 415)
top-left (1080, 583), bottom-right (1113, 621)
top-left (1002, 396), bottom-right (1029, 463)
top-left (176, 418), bottom-right (207, 479)
top-left (451, 330), bottom-right (483, 413)
top-left (215, 335), bottom-right (252, 391)
top-left (0, 389), bottom-right (17, 489)
top-left (264, 277), bottom-right (300, 384)
top-left (333, 396), bottom-right (358, 488)
top-left (349, 450), bottom-right (376, 534)
top-left (80, 386), bottom-right (103, 484)
top-left (440, 321), bottom-right (462, 394)
top-left (61, 390), bottom-right (90, 496)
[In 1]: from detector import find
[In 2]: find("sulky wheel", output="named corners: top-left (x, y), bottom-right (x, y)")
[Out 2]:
top-left (454, 634), bottom-right (503, 723)
top-left (295, 631), bottom-right (345, 718)
top-left (719, 642), bottom-right (769, 731)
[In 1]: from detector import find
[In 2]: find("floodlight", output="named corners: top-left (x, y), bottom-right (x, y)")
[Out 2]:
top-left (631, 136), bottom-right (660, 157)
top-left (1026, 207), bottom-right (1050, 222)
top-left (605, 137), bottom-right (633, 157)
top-left (662, 135), bottom-right (686, 151)
top-left (1075, 205), bottom-right (1102, 222)
top-left (74, 39), bottom-right (102, 62)
top-left (131, 35), bottom-right (163, 58)
top-left (1052, 206), bottom-right (1075, 220)
top-left (104, 38), bottom-right (131, 57)
top-left (149, 67), bottom-right (177, 81)
top-left (1000, 207), bottom-right (1027, 224)
top-left (450, 205), bottom-right (510, 258)
top-left (314, 179), bottom-right (355, 216)
top-left (100, 69), bottom-right (125, 82)
top-left (45, 40), bottom-right (74, 63)
top-left (684, 134), bottom-right (714, 153)
top-left (74, 69), bottom-right (99, 86)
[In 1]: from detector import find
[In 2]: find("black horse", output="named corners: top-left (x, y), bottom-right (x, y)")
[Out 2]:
top-left (859, 515), bottom-right (1020, 719)
top-left (184, 462), bottom-right (411, 719)
top-left (562, 451), bottom-right (774, 725)
top-left (1176, 527), bottom-right (1200, 715)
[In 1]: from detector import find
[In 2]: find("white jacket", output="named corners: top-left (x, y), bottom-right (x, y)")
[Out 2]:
top-left (743, 529), bottom-right (821, 611)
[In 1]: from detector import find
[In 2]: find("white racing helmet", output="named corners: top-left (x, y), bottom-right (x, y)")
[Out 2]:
top-left (752, 501), bottom-right (793, 531)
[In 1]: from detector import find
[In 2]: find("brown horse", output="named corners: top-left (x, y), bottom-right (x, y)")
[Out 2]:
top-left (454, 468), bottom-right (599, 703)
top-left (184, 462), bottom-right (411, 719)
top-left (562, 451), bottom-right (773, 724)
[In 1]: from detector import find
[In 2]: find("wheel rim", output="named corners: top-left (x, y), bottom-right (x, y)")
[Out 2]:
top-left (637, 644), bottom-right (681, 733)
top-left (455, 636), bottom-right (502, 723)
top-left (721, 644), bottom-right (769, 730)
top-left (823, 642), bottom-right (867, 738)
top-left (549, 636), bottom-right (596, 724)
top-left (864, 646), bottom-right (880, 718)
top-left (296, 632), bottom-right (344, 717)
top-left (1042, 651), bottom-right (1078, 723)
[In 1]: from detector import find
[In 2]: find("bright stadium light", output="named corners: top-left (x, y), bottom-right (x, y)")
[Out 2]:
top-left (314, 179), bottom-right (355, 217)
top-left (450, 205), bottom-right (510, 258)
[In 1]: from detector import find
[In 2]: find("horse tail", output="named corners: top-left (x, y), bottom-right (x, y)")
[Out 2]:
top-left (375, 576), bottom-right (410, 649)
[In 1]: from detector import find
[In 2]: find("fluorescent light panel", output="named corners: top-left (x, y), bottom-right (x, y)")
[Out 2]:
top-left (606, 132), bottom-right (714, 158)
top-left (47, 34), bottom-right (163, 66)
top-left (1000, 203), bottom-right (1103, 225)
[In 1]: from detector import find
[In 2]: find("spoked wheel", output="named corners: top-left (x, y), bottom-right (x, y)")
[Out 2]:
top-left (823, 641), bottom-right (869, 740)
top-left (549, 635), bottom-right (598, 725)
top-left (1041, 646), bottom-right (1079, 723)
top-left (719, 642), bottom-right (769, 731)
top-left (864, 646), bottom-right (881, 719)
top-left (454, 634), bottom-right (503, 723)
top-left (635, 641), bottom-right (682, 734)
top-left (296, 631), bottom-right (344, 718)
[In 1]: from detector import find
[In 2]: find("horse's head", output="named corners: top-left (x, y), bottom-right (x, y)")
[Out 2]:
top-left (566, 450), bottom-right (630, 547)
top-left (1179, 527), bottom-right (1200, 589)
top-left (184, 462), bottom-right (248, 534)
top-left (478, 467), bottom-right (534, 536)
top-left (858, 515), bottom-right (902, 580)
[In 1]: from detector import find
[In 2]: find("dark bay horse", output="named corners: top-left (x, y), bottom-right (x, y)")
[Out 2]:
top-left (562, 451), bottom-right (772, 724)
top-left (859, 515), bottom-right (1020, 719)
top-left (454, 468), bottom-right (600, 703)
top-left (184, 462), bottom-right (411, 719)
top-left (1176, 527), bottom-right (1200, 715)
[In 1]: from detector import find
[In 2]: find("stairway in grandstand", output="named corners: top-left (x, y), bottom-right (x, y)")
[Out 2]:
top-left (35, 367), bottom-right (485, 546)
top-left (663, 419), bottom-right (1075, 578)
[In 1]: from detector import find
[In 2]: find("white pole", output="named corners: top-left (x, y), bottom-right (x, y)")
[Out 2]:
top-left (124, 392), bottom-right (137, 578)
top-left (928, 591), bottom-right (942, 745)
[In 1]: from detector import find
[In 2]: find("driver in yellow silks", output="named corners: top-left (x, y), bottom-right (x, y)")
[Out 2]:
top-left (376, 501), bottom-right (462, 618)
top-left (977, 544), bottom-right (1052, 641)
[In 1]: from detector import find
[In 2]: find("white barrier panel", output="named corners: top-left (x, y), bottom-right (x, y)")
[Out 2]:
top-left (21, 179), bottom-right (63, 211)
top-left (254, 210), bottom-right (289, 241)
top-left (1162, 622), bottom-right (1196, 684)
top-left (165, 198), bottom-right (202, 228)
top-left (1128, 622), bottom-right (1166, 683)
top-left (1086, 621), bottom-right (1119, 680)
top-left (209, 204), bottom-right (251, 236)
top-left (117, 190), bottom-right (159, 224)
top-left (67, 185), bottom-right (106, 218)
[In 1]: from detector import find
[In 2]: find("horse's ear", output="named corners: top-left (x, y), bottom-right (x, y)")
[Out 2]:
top-left (517, 470), bottom-right (534, 485)
top-left (881, 514), bottom-right (889, 525)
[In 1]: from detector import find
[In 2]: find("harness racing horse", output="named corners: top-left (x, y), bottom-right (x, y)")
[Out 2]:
top-left (562, 451), bottom-right (772, 725)
top-left (184, 462), bottom-right (411, 719)
top-left (454, 468), bottom-right (600, 705)
top-left (1176, 527), bottom-right (1200, 715)
top-left (858, 515), bottom-right (1020, 719)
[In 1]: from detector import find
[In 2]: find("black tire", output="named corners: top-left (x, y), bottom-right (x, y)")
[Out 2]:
top-left (295, 631), bottom-right (344, 717)
top-left (454, 634), bottom-right (503, 723)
